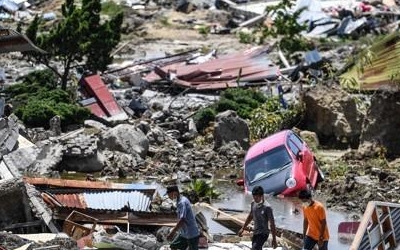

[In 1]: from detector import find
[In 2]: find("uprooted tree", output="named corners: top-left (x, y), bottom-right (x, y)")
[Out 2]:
top-left (22, 0), bottom-right (123, 90)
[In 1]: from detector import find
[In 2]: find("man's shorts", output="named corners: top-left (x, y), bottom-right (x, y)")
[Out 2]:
top-left (170, 234), bottom-right (199, 250)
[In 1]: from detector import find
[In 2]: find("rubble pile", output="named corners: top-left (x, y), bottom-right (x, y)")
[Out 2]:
top-left (0, 232), bottom-right (31, 249)
top-left (1, 0), bottom-right (400, 248)
top-left (27, 237), bottom-right (79, 250)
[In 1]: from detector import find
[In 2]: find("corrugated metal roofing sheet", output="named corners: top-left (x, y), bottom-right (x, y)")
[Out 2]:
top-left (24, 177), bottom-right (156, 192)
top-left (80, 74), bottom-right (125, 117)
top-left (54, 193), bottom-right (87, 208)
top-left (53, 191), bottom-right (152, 211)
top-left (85, 102), bottom-right (107, 118)
top-left (144, 46), bottom-right (279, 90)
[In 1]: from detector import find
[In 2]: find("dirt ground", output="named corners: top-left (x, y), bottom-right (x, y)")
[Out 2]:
top-left (115, 8), bottom-right (253, 60)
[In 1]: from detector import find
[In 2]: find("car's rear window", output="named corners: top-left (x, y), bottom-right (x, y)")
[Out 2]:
top-left (245, 145), bottom-right (292, 183)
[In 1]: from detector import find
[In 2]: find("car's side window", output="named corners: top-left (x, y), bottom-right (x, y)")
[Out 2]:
top-left (288, 132), bottom-right (304, 156)
top-left (290, 133), bottom-right (304, 149)
top-left (288, 140), bottom-right (300, 156)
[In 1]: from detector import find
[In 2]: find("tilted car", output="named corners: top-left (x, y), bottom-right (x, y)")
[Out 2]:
top-left (237, 129), bottom-right (324, 196)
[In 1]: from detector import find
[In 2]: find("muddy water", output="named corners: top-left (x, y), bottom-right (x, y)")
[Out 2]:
top-left (204, 189), bottom-right (355, 250)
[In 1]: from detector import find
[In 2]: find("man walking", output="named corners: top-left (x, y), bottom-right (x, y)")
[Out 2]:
top-left (238, 186), bottom-right (278, 249)
top-left (298, 189), bottom-right (329, 250)
top-left (166, 185), bottom-right (200, 250)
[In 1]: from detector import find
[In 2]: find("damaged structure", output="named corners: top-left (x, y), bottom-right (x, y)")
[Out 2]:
top-left (144, 46), bottom-right (280, 90)
top-left (79, 74), bottom-right (128, 121)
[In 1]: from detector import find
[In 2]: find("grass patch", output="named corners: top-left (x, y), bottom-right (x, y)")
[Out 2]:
top-left (101, 1), bottom-right (123, 16)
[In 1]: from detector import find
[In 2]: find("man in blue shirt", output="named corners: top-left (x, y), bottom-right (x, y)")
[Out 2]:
top-left (166, 185), bottom-right (200, 250)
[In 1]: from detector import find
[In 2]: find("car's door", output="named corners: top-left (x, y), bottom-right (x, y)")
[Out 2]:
top-left (289, 132), bottom-right (314, 180)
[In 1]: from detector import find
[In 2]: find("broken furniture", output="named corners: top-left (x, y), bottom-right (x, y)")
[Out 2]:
top-left (63, 210), bottom-right (97, 240)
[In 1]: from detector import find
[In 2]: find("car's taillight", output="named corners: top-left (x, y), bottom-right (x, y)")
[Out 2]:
top-left (285, 177), bottom-right (297, 188)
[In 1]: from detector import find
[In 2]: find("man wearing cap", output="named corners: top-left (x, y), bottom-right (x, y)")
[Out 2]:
top-left (166, 185), bottom-right (200, 250)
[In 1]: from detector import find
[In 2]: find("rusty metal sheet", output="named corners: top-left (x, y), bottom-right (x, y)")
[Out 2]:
top-left (79, 74), bottom-right (125, 118)
top-left (24, 177), bottom-right (156, 194)
top-left (145, 46), bottom-right (279, 90)
top-left (55, 193), bottom-right (88, 209)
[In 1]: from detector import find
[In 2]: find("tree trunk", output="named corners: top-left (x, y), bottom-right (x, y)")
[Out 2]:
top-left (61, 61), bottom-right (71, 90)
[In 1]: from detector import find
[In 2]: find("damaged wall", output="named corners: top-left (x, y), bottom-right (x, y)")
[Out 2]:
top-left (0, 178), bottom-right (31, 229)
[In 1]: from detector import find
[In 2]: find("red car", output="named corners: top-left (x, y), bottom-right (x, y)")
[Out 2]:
top-left (238, 129), bottom-right (324, 196)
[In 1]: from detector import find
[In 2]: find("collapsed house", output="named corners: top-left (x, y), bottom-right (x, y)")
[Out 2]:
top-left (0, 177), bottom-right (179, 249)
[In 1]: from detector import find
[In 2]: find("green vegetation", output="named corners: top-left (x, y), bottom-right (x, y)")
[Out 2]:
top-left (326, 161), bottom-right (349, 179)
top-left (194, 88), bottom-right (267, 133)
top-left (193, 88), bottom-right (303, 141)
top-left (159, 16), bottom-right (170, 26)
top-left (184, 179), bottom-right (220, 203)
top-left (101, 1), bottom-right (123, 16)
top-left (3, 70), bottom-right (90, 129)
top-left (198, 25), bottom-right (210, 38)
top-left (260, 0), bottom-right (310, 54)
top-left (218, 88), bottom-right (267, 118)
top-left (249, 98), bottom-right (303, 141)
top-left (22, 0), bottom-right (123, 90)
top-left (193, 107), bottom-right (216, 133)
top-left (238, 31), bottom-right (255, 44)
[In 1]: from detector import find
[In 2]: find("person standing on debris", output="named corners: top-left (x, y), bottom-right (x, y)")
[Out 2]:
top-left (298, 189), bottom-right (329, 250)
top-left (166, 185), bottom-right (200, 250)
top-left (238, 186), bottom-right (278, 249)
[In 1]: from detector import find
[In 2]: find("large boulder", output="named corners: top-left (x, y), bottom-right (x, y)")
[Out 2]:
top-left (301, 86), bottom-right (363, 148)
top-left (360, 91), bottom-right (400, 158)
top-left (98, 124), bottom-right (149, 158)
top-left (213, 110), bottom-right (250, 150)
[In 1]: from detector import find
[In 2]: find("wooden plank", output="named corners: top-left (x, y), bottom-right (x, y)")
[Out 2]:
top-left (2, 220), bottom-right (43, 230)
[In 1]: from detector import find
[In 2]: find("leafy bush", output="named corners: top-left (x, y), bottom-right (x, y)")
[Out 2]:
top-left (4, 69), bottom-right (57, 98)
top-left (184, 179), bottom-right (220, 203)
top-left (249, 97), bottom-right (304, 141)
top-left (5, 69), bottom-right (90, 129)
top-left (216, 88), bottom-right (267, 119)
top-left (194, 88), bottom-right (269, 132)
top-left (198, 26), bottom-right (210, 38)
top-left (193, 88), bottom-right (302, 137)
top-left (101, 1), bottom-right (123, 16)
top-left (221, 88), bottom-right (267, 103)
top-left (193, 107), bottom-right (216, 133)
top-left (239, 31), bottom-right (255, 44)
top-left (15, 100), bottom-right (90, 129)
top-left (35, 89), bottom-right (74, 103)
top-left (16, 100), bottom-right (58, 128)
top-left (215, 98), bottom-right (239, 113)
